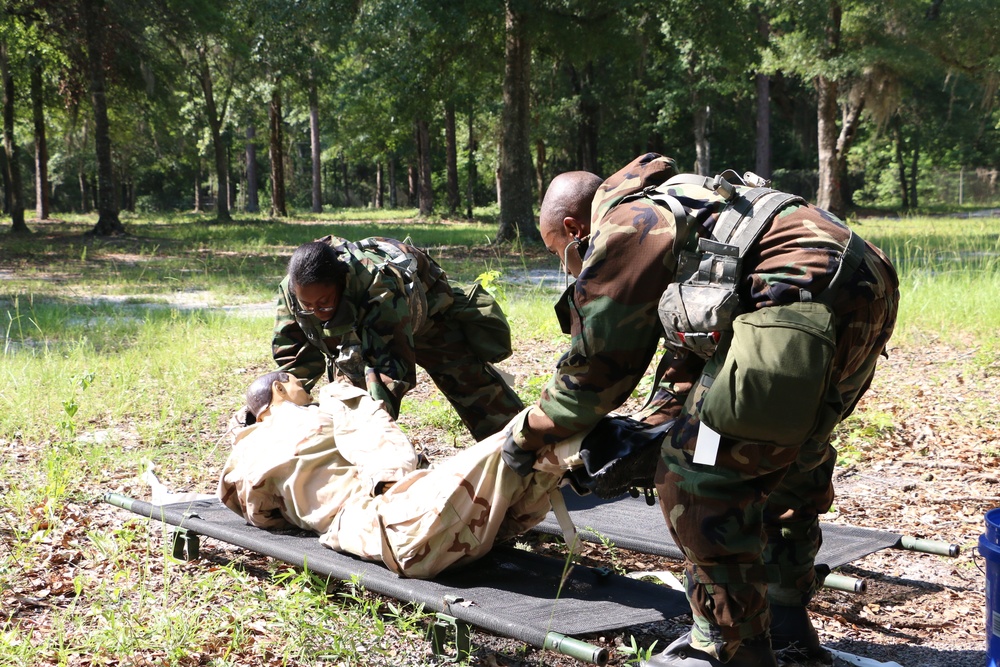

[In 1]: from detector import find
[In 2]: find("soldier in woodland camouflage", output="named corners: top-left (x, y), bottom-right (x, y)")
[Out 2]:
top-left (504, 154), bottom-right (898, 667)
top-left (272, 236), bottom-right (523, 441)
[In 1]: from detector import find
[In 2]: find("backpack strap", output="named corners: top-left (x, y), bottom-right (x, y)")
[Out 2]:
top-left (811, 231), bottom-right (866, 306)
top-left (619, 186), bottom-right (697, 259)
top-left (714, 188), bottom-right (804, 246)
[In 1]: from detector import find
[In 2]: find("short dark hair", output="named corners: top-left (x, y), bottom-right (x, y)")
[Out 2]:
top-left (288, 241), bottom-right (348, 290)
top-left (246, 371), bottom-right (291, 418)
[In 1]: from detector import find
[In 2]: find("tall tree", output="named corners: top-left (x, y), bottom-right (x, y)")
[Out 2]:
top-left (81, 0), bottom-right (125, 235)
top-left (244, 123), bottom-right (259, 212)
top-left (308, 71), bottom-right (322, 213)
top-left (0, 38), bottom-right (27, 233)
top-left (496, 0), bottom-right (538, 243)
top-left (196, 44), bottom-right (233, 221)
top-left (763, 0), bottom-right (934, 216)
top-left (31, 58), bottom-right (49, 220)
top-left (444, 100), bottom-right (460, 216)
top-left (268, 84), bottom-right (286, 216)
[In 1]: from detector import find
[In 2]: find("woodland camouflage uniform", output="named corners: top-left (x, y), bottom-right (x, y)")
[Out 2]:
top-left (525, 153), bottom-right (899, 659)
top-left (273, 236), bottom-right (523, 441)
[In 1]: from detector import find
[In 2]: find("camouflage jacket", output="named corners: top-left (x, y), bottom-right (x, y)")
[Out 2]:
top-left (272, 237), bottom-right (454, 406)
top-left (530, 152), bottom-right (857, 443)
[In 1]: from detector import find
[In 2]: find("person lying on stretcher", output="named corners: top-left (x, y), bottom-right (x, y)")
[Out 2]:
top-left (218, 371), bottom-right (669, 578)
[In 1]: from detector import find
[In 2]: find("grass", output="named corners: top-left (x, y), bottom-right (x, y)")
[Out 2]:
top-left (2, 211), bottom-right (999, 664)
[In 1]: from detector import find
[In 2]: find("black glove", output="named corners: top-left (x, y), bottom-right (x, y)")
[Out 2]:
top-left (567, 416), bottom-right (674, 499)
top-left (500, 411), bottom-right (536, 477)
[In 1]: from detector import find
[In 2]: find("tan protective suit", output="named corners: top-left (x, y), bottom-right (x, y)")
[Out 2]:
top-left (218, 382), bottom-right (581, 578)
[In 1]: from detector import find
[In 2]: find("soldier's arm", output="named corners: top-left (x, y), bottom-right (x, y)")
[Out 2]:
top-left (527, 199), bottom-right (680, 446)
top-left (355, 269), bottom-right (419, 416)
top-left (272, 282), bottom-right (327, 391)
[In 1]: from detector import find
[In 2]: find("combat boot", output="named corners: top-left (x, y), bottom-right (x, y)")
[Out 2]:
top-left (769, 605), bottom-right (832, 665)
top-left (641, 631), bottom-right (778, 667)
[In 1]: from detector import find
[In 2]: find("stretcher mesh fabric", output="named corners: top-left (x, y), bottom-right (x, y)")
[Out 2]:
top-left (107, 496), bottom-right (690, 644)
top-left (534, 490), bottom-right (903, 569)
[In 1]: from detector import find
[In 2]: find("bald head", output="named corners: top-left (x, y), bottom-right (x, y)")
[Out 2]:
top-left (539, 171), bottom-right (603, 239)
top-left (540, 171), bottom-right (603, 277)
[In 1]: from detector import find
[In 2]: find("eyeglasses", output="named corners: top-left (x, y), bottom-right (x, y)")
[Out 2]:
top-left (296, 305), bottom-right (337, 317)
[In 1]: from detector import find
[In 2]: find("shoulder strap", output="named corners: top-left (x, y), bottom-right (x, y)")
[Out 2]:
top-left (617, 186), bottom-right (696, 258)
top-left (715, 189), bottom-right (805, 253)
top-left (813, 231), bottom-right (866, 306)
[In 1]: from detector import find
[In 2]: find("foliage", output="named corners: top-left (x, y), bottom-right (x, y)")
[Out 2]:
top-left (0, 0), bottom-right (997, 237)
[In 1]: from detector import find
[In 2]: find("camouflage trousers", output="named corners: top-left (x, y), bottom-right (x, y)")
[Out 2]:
top-left (324, 415), bottom-right (571, 578)
top-left (654, 246), bottom-right (899, 660)
top-left (415, 316), bottom-right (524, 441)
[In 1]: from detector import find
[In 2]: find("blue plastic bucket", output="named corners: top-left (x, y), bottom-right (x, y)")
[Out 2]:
top-left (986, 508), bottom-right (1000, 545)
top-left (983, 509), bottom-right (1000, 667)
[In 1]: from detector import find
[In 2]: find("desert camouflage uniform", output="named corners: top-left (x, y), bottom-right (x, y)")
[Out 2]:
top-left (219, 383), bottom-right (569, 579)
top-left (272, 236), bottom-right (523, 441)
top-left (526, 153), bottom-right (899, 659)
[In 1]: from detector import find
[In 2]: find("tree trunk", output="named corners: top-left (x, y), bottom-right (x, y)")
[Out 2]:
top-left (375, 160), bottom-right (384, 209)
top-left (388, 156), bottom-right (397, 208)
top-left (816, 75), bottom-right (843, 216)
top-left (693, 94), bottom-right (711, 176)
top-left (415, 117), bottom-right (433, 215)
top-left (31, 61), bottom-right (49, 221)
top-left (1, 40), bottom-right (28, 233)
top-left (194, 159), bottom-right (202, 212)
top-left (125, 175), bottom-right (135, 212)
top-left (337, 155), bottom-right (348, 206)
top-left (909, 130), bottom-right (919, 209)
top-left (835, 97), bottom-right (864, 210)
top-left (535, 138), bottom-right (546, 209)
top-left (755, 73), bottom-right (771, 179)
top-left (82, 0), bottom-right (125, 236)
top-left (754, 15), bottom-right (772, 179)
top-left (466, 109), bottom-right (476, 219)
top-left (444, 101), bottom-right (460, 215)
top-left (268, 85), bottom-right (287, 217)
top-left (407, 161), bottom-right (416, 206)
top-left (245, 124), bottom-right (258, 213)
top-left (816, 1), bottom-right (845, 218)
top-left (577, 62), bottom-right (599, 173)
top-left (0, 148), bottom-right (11, 214)
top-left (496, 0), bottom-right (539, 243)
top-left (309, 74), bottom-right (322, 213)
top-left (197, 48), bottom-right (230, 221)
top-left (894, 118), bottom-right (909, 210)
top-left (79, 169), bottom-right (88, 213)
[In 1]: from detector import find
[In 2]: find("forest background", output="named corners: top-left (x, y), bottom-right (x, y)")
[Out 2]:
top-left (1, 0), bottom-right (1000, 238)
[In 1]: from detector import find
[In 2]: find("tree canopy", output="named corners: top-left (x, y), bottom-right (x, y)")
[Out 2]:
top-left (1, 0), bottom-right (997, 236)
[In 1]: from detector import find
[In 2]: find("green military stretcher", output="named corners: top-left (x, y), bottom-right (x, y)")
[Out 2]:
top-left (104, 489), bottom-right (958, 665)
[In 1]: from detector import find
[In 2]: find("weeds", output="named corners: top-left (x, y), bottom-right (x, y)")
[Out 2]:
top-left (619, 635), bottom-right (659, 665)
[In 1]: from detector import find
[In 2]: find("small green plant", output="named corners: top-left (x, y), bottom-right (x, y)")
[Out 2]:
top-left (58, 371), bottom-right (96, 437)
top-left (619, 636), bottom-right (659, 665)
top-left (832, 409), bottom-right (896, 467)
top-left (590, 528), bottom-right (627, 575)
top-left (476, 268), bottom-right (508, 308)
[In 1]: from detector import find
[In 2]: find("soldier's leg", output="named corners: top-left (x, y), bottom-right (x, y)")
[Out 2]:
top-left (415, 319), bottom-right (524, 441)
top-left (325, 434), bottom-right (559, 578)
top-left (655, 408), bottom-right (799, 663)
top-left (764, 249), bottom-right (899, 662)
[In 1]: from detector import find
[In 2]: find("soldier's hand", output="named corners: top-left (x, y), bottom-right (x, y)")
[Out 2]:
top-left (500, 410), bottom-right (536, 477)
